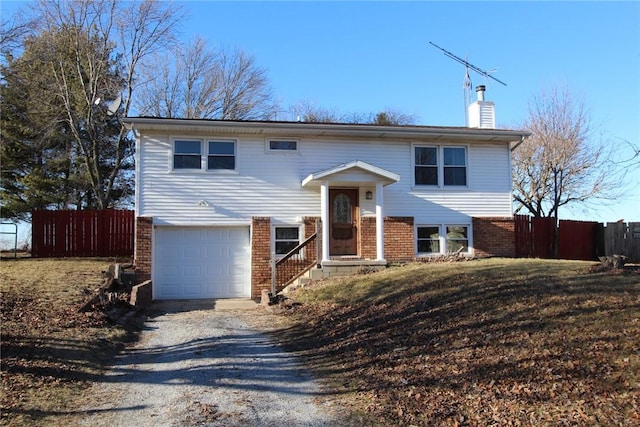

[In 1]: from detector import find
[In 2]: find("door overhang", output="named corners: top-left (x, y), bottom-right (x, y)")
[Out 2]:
top-left (303, 161), bottom-right (397, 264)
top-left (301, 160), bottom-right (399, 188)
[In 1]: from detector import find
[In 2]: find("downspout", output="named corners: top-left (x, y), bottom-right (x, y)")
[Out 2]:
top-left (510, 134), bottom-right (526, 152)
top-left (509, 134), bottom-right (526, 217)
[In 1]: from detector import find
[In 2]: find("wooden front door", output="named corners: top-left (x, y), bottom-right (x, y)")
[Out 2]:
top-left (329, 189), bottom-right (358, 256)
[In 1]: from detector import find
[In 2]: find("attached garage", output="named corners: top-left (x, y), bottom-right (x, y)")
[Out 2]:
top-left (153, 226), bottom-right (251, 300)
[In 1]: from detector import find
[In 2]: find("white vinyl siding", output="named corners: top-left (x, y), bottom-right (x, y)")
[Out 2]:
top-left (137, 134), bottom-right (513, 225)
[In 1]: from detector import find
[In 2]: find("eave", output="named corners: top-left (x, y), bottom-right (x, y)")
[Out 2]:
top-left (123, 117), bottom-right (530, 144)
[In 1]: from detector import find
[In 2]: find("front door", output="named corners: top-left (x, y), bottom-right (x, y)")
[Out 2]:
top-left (329, 189), bottom-right (358, 256)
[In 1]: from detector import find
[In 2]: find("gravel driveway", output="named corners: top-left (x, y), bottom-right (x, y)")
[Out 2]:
top-left (77, 300), bottom-right (343, 426)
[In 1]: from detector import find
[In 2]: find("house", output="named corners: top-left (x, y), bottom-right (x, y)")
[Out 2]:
top-left (124, 88), bottom-right (529, 300)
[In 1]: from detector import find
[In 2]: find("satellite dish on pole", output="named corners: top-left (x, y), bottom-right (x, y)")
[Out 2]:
top-left (106, 95), bottom-right (122, 117)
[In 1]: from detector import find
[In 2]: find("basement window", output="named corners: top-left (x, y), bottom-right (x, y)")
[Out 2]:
top-left (417, 226), bottom-right (440, 254)
top-left (446, 225), bottom-right (469, 253)
top-left (416, 224), bottom-right (470, 255)
top-left (274, 227), bottom-right (300, 255)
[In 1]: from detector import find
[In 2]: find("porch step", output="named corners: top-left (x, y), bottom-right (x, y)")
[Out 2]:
top-left (280, 262), bottom-right (388, 295)
top-left (309, 268), bottom-right (325, 281)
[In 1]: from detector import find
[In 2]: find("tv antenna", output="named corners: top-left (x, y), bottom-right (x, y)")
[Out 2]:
top-left (429, 41), bottom-right (506, 125)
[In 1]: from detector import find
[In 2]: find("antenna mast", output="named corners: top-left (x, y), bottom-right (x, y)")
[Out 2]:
top-left (429, 41), bottom-right (506, 125)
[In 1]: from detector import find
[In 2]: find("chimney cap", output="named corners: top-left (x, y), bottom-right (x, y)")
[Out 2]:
top-left (476, 85), bottom-right (486, 92)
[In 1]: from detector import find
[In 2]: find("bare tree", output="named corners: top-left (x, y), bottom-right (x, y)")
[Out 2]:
top-left (27, 0), bottom-right (183, 209)
top-left (289, 101), bottom-right (416, 125)
top-left (288, 100), bottom-right (354, 123)
top-left (0, 14), bottom-right (31, 56)
top-left (135, 36), bottom-right (277, 120)
top-left (513, 86), bottom-right (622, 220)
top-left (372, 109), bottom-right (416, 125)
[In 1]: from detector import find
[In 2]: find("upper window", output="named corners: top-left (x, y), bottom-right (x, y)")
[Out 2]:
top-left (274, 227), bottom-right (300, 255)
top-left (414, 145), bottom-right (467, 187)
top-left (208, 141), bottom-right (235, 170)
top-left (174, 140), bottom-right (201, 169)
top-left (415, 147), bottom-right (438, 186)
top-left (443, 147), bottom-right (467, 186)
top-left (268, 139), bottom-right (298, 152)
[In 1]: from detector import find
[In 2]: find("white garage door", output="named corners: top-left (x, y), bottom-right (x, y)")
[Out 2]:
top-left (154, 226), bottom-right (250, 300)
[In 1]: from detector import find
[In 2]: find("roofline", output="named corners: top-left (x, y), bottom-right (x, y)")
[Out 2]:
top-left (301, 160), bottom-right (400, 187)
top-left (123, 117), bottom-right (530, 143)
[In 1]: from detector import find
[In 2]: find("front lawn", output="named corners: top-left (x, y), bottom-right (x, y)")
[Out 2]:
top-left (0, 258), bottom-right (136, 426)
top-left (278, 258), bottom-right (640, 426)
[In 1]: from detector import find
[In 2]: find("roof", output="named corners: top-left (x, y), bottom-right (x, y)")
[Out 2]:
top-left (301, 161), bottom-right (400, 188)
top-left (123, 117), bottom-right (530, 144)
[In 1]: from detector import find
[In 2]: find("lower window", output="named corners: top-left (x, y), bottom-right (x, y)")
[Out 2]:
top-left (445, 225), bottom-right (469, 253)
top-left (417, 226), bottom-right (440, 253)
top-left (416, 225), bottom-right (470, 255)
top-left (274, 227), bottom-right (300, 255)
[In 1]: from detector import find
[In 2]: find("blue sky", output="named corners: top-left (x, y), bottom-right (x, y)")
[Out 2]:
top-left (182, 1), bottom-right (639, 222)
top-left (0, 1), bottom-right (638, 247)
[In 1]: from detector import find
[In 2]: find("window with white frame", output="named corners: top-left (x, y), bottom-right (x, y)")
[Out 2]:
top-left (417, 226), bottom-right (440, 253)
top-left (274, 226), bottom-right (300, 255)
top-left (208, 140), bottom-right (236, 170)
top-left (173, 140), bottom-right (202, 169)
top-left (414, 145), bottom-right (467, 187)
top-left (443, 147), bottom-right (467, 186)
top-left (445, 225), bottom-right (469, 253)
top-left (416, 224), bottom-right (470, 255)
top-left (414, 146), bottom-right (438, 186)
top-left (267, 139), bottom-right (298, 152)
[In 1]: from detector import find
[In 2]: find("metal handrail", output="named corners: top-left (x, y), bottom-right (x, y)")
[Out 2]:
top-left (271, 223), bottom-right (320, 294)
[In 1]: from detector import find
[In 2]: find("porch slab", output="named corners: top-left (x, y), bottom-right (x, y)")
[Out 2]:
top-left (322, 259), bottom-right (388, 267)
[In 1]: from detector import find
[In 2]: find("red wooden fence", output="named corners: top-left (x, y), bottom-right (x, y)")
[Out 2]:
top-left (557, 219), bottom-right (600, 261)
top-left (515, 215), bottom-right (600, 261)
top-left (32, 210), bottom-right (134, 258)
top-left (515, 215), bottom-right (555, 259)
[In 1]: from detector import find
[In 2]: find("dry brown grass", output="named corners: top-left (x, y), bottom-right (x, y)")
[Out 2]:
top-left (1, 258), bottom-right (137, 427)
top-left (278, 258), bottom-right (640, 426)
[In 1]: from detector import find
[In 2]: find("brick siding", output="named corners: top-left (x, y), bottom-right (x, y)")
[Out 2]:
top-left (134, 216), bottom-right (153, 284)
top-left (472, 216), bottom-right (515, 258)
top-left (384, 216), bottom-right (415, 262)
top-left (251, 217), bottom-right (272, 299)
top-left (360, 217), bottom-right (377, 259)
top-left (304, 216), bottom-right (320, 262)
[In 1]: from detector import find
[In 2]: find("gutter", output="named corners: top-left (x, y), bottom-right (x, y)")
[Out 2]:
top-left (122, 117), bottom-right (530, 143)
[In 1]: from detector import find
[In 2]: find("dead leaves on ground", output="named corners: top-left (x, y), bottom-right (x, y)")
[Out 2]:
top-left (279, 261), bottom-right (640, 426)
top-left (0, 259), bottom-right (135, 426)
